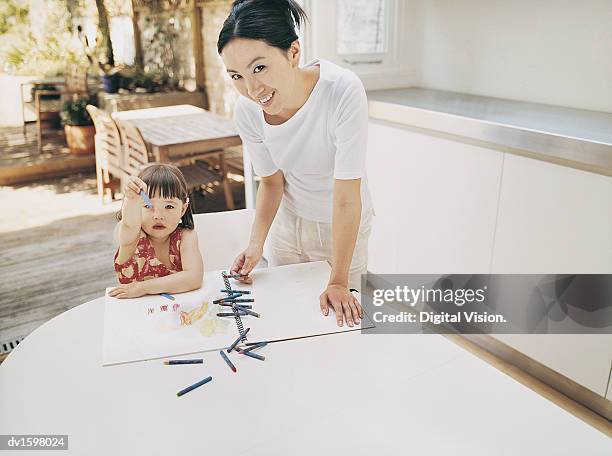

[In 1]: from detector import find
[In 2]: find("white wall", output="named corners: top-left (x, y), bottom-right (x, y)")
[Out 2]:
top-left (414, 0), bottom-right (612, 112)
top-left (0, 75), bottom-right (37, 127)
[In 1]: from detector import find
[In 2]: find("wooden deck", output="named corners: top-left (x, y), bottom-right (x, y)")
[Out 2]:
top-left (0, 123), bottom-right (96, 186)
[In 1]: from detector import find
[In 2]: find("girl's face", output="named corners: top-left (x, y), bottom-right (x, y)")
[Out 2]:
top-left (140, 195), bottom-right (187, 239)
top-left (221, 38), bottom-right (300, 117)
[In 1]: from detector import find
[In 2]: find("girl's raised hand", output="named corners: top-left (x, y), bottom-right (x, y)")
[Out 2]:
top-left (124, 176), bottom-right (148, 200)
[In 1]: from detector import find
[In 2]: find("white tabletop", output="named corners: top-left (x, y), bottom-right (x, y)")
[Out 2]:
top-left (111, 105), bottom-right (239, 147)
top-left (1, 297), bottom-right (610, 455)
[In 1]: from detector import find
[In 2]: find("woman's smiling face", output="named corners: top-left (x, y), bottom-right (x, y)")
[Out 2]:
top-left (221, 38), bottom-right (299, 116)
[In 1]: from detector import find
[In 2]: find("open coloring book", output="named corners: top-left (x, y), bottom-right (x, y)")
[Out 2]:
top-left (102, 261), bottom-right (374, 365)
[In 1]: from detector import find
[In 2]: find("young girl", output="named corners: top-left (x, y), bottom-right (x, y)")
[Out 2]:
top-left (109, 163), bottom-right (203, 299)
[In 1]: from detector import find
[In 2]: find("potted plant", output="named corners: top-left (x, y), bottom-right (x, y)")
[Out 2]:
top-left (60, 96), bottom-right (96, 155)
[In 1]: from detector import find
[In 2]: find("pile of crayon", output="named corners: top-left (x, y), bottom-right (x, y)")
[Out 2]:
top-left (214, 284), bottom-right (260, 318)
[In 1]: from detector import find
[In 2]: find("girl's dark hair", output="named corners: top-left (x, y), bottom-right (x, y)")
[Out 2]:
top-left (116, 163), bottom-right (194, 229)
top-left (217, 0), bottom-right (308, 54)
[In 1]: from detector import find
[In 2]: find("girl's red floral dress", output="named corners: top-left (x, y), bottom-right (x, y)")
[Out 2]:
top-left (114, 227), bottom-right (184, 284)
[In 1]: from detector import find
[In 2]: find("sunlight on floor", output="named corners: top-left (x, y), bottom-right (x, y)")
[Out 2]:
top-left (0, 185), bottom-right (121, 234)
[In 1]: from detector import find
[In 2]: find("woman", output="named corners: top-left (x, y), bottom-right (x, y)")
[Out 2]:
top-left (218, 0), bottom-right (374, 328)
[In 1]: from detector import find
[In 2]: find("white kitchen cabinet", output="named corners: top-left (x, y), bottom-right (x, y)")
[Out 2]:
top-left (491, 153), bottom-right (612, 274)
top-left (366, 119), bottom-right (503, 274)
top-left (491, 153), bottom-right (612, 396)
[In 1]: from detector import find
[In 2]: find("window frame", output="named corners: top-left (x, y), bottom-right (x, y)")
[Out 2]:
top-left (302, 0), bottom-right (412, 89)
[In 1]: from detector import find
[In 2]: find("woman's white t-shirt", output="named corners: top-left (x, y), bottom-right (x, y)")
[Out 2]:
top-left (234, 58), bottom-right (373, 224)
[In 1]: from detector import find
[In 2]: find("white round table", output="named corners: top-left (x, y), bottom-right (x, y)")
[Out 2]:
top-left (1, 298), bottom-right (610, 455)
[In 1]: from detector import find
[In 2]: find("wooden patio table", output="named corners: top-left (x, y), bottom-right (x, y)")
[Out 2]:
top-left (112, 104), bottom-right (242, 210)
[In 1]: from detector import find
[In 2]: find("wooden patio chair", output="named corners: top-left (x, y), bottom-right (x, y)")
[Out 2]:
top-left (86, 105), bottom-right (126, 203)
top-left (35, 65), bottom-right (89, 152)
top-left (115, 120), bottom-right (221, 212)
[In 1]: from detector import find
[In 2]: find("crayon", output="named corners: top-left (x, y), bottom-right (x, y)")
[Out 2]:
top-left (220, 289), bottom-right (251, 294)
top-left (164, 359), bottom-right (203, 365)
top-left (242, 351), bottom-right (265, 361)
top-left (241, 342), bottom-right (267, 353)
top-left (240, 309), bottom-right (260, 318)
top-left (219, 350), bottom-right (236, 373)
top-left (219, 302), bottom-right (252, 309)
top-left (245, 340), bottom-right (268, 346)
top-left (227, 327), bottom-right (250, 353)
top-left (223, 272), bottom-right (247, 279)
top-left (160, 293), bottom-right (175, 301)
top-left (228, 298), bottom-right (255, 303)
top-left (177, 376), bottom-right (212, 397)
top-left (140, 190), bottom-right (153, 208)
top-left (217, 312), bottom-right (247, 317)
top-left (232, 304), bottom-right (252, 310)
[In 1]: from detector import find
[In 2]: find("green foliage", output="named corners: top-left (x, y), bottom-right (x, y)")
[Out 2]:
top-left (60, 94), bottom-right (96, 126)
top-left (0, 0), bottom-right (29, 35)
top-left (0, 0), bottom-right (86, 76)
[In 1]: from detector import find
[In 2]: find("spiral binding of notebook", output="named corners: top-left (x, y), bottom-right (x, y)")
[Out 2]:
top-left (222, 271), bottom-right (248, 342)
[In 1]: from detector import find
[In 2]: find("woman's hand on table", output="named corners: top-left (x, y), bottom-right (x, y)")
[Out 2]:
top-left (320, 284), bottom-right (362, 327)
top-left (108, 281), bottom-right (148, 299)
top-left (230, 243), bottom-right (263, 284)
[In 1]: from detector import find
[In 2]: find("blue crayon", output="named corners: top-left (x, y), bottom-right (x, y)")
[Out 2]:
top-left (219, 350), bottom-right (236, 373)
top-left (242, 309), bottom-right (260, 318)
top-left (223, 272), bottom-right (249, 279)
top-left (227, 327), bottom-right (250, 353)
top-left (160, 293), bottom-right (175, 301)
top-left (213, 295), bottom-right (242, 304)
top-left (245, 340), bottom-right (268, 346)
top-left (217, 312), bottom-right (246, 317)
top-left (140, 189), bottom-right (153, 208)
top-left (164, 359), bottom-right (203, 365)
top-left (232, 304), bottom-right (253, 310)
top-left (242, 351), bottom-right (265, 361)
top-left (228, 298), bottom-right (254, 303)
top-left (177, 376), bottom-right (212, 397)
top-left (241, 342), bottom-right (267, 353)
top-left (220, 289), bottom-right (251, 294)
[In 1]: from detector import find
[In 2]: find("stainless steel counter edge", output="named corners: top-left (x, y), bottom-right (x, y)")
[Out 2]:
top-left (368, 98), bottom-right (612, 177)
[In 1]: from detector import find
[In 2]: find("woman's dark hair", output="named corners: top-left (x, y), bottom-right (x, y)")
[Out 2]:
top-left (116, 163), bottom-right (194, 229)
top-left (217, 0), bottom-right (308, 54)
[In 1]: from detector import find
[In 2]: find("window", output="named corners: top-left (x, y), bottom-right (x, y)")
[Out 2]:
top-left (337, 0), bottom-right (387, 57)
top-left (302, 0), bottom-right (411, 89)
